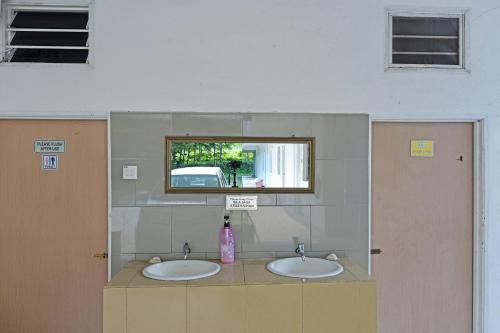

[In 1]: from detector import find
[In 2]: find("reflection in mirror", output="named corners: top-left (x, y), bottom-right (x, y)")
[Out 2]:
top-left (165, 137), bottom-right (315, 193)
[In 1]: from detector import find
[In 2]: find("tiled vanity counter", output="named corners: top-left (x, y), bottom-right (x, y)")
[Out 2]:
top-left (104, 259), bottom-right (377, 333)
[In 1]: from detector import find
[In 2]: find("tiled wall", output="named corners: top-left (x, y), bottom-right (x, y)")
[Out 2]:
top-left (110, 113), bottom-right (369, 276)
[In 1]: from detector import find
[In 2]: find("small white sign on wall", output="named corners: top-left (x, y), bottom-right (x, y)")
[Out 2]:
top-left (34, 140), bottom-right (65, 153)
top-left (42, 155), bottom-right (58, 170)
top-left (122, 165), bottom-right (138, 180)
top-left (226, 195), bottom-right (258, 210)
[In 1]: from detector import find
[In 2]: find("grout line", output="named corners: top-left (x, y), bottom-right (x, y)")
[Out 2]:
top-left (170, 207), bottom-right (173, 253)
top-left (300, 283), bottom-right (304, 333)
top-left (113, 202), bottom-right (336, 207)
top-left (125, 288), bottom-right (128, 333)
top-left (242, 262), bottom-right (247, 285)
top-left (343, 159), bottom-right (347, 207)
top-left (185, 287), bottom-right (188, 333)
top-left (110, 157), bottom-right (143, 161)
top-left (309, 205), bottom-right (312, 251)
top-left (132, 181), bottom-right (137, 206)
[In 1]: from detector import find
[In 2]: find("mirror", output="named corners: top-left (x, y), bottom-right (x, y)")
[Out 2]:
top-left (165, 136), bottom-right (315, 193)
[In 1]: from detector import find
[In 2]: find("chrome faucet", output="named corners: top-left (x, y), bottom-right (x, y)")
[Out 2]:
top-left (183, 242), bottom-right (191, 260)
top-left (295, 242), bottom-right (306, 261)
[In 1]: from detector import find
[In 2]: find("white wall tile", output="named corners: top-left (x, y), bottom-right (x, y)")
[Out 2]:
top-left (171, 206), bottom-right (242, 253)
top-left (111, 159), bottom-right (137, 206)
top-left (312, 114), bottom-right (369, 159)
top-left (111, 112), bottom-right (172, 159)
top-left (311, 205), bottom-right (367, 252)
top-left (135, 158), bottom-right (207, 205)
top-left (112, 207), bottom-right (172, 253)
top-left (171, 114), bottom-right (243, 136)
top-left (242, 114), bottom-right (312, 137)
top-left (277, 159), bottom-right (344, 205)
top-left (344, 159), bottom-right (369, 205)
top-left (241, 206), bottom-right (310, 252)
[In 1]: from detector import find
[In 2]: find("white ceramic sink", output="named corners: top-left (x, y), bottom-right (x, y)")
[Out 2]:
top-left (142, 260), bottom-right (221, 281)
top-left (267, 257), bottom-right (343, 279)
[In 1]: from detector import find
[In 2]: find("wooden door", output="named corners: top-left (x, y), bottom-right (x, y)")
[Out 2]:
top-left (371, 123), bottom-right (473, 333)
top-left (0, 120), bottom-right (108, 333)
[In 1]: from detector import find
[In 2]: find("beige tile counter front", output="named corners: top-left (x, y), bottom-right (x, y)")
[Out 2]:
top-left (104, 259), bottom-right (377, 333)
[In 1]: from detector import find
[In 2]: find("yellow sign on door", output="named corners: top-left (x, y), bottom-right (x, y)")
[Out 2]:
top-left (411, 140), bottom-right (434, 157)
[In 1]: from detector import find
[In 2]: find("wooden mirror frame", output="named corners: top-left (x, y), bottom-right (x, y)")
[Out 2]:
top-left (165, 136), bottom-right (315, 193)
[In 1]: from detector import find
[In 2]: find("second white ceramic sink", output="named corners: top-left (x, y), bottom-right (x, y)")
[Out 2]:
top-left (267, 257), bottom-right (343, 279)
top-left (142, 260), bottom-right (221, 281)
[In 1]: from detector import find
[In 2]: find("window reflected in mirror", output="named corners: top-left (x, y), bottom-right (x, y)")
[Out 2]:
top-left (165, 137), bottom-right (315, 193)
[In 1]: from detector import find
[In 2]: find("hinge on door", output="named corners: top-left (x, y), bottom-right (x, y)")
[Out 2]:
top-left (370, 249), bottom-right (383, 255)
top-left (93, 252), bottom-right (108, 259)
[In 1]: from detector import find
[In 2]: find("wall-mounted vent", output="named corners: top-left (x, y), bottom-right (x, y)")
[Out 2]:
top-left (4, 6), bottom-right (89, 63)
top-left (389, 13), bottom-right (464, 68)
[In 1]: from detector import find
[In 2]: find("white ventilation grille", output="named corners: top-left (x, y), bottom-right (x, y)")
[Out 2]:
top-left (3, 5), bottom-right (89, 63)
top-left (389, 13), bottom-right (464, 68)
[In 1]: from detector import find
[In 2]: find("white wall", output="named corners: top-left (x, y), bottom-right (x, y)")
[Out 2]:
top-left (0, 0), bottom-right (498, 331)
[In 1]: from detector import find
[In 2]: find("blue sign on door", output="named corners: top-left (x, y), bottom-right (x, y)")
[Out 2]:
top-left (42, 155), bottom-right (58, 170)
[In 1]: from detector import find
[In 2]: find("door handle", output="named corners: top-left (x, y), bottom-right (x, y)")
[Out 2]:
top-left (370, 249), bottom-right (382, 255)
top-left (93, 252), bottom-right (108, 259)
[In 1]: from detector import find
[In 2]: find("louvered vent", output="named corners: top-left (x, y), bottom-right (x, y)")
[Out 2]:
top-left (5, 6), bottom-right (89, 63)
top-left (390, 14), bottom-right (464, 67)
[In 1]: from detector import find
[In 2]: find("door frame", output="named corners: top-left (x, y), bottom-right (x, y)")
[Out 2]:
top-left (369, 116), bottom-right (486, 333)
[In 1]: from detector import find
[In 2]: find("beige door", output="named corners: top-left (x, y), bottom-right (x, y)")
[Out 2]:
top-left (371, 123), bottom-right (473, 333)
top-left (0, 120), bottom-right (108, 333)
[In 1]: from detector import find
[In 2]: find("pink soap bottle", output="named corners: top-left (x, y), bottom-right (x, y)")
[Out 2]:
top-left (220, 214), bottom-right (235, 264)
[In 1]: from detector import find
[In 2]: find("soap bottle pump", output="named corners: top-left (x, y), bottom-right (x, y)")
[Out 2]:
top-left (220, 214), bottom-right (235, 264)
